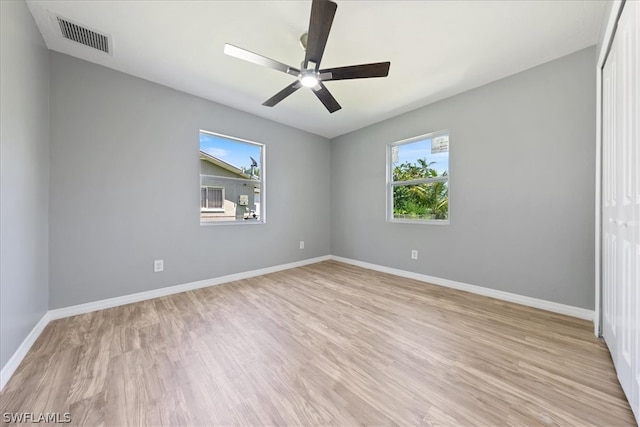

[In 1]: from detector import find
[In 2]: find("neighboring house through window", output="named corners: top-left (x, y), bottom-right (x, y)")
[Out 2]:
top-left (387, 130), bottom-right (449, 223)
top-left (199, 130), bottom-right (265, 224)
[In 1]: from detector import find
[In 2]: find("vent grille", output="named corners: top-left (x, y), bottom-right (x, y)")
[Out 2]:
top-left (57, 17), bottom-right (110, 54)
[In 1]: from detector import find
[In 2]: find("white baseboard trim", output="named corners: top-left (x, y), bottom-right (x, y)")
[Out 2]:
top-left (0, 311), bottom-right (51, 391)
top-left (2, 253), bottom-right (593, 392)
top-left (1, 255), bottom-right (330, 391)
top-left (330, 255), bottom-right (594, 321)
top-left (49, 255), bottom-right (331, 320)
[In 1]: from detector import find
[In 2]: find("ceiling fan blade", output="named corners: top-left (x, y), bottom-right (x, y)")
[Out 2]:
top-left (312, 82), bottom-right (341, 113)
top-left (320, 62), bottom-right (391, 81)
top-left (304, 0), bottom-right (337, 69)
top-left (262, 81), bottom-right (303, 107)
top-left (224, 44), bottom-right (299, 76)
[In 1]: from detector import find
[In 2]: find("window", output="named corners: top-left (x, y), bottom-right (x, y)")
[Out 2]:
top-left (201, 187), bottom-right (224, 211)
top-left (387, 130), bottom-right (449, 223)
top-left (199, 130), bottom-right (265, 224)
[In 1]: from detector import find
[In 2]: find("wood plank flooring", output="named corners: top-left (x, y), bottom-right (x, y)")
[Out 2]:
top-left (0, 261), bottom-right (635, 426)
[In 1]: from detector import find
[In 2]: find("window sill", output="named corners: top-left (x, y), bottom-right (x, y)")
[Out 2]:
top-left (388, 218), bottom-right (450, 225)
top-left (200, 220), bottom-right (265, 226)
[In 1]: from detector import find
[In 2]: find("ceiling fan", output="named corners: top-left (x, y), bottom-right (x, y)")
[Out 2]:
top-left (223, 0), bottom-right (390, 113)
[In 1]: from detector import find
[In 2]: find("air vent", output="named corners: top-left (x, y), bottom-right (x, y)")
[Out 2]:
top-left (56, 16), bottom-right (111, 54)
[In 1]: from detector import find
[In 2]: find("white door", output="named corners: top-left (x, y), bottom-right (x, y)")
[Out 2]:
top-left (602, 31), bottom-right (618, 362)
top-left (602, 0), bottom-right (639, 422)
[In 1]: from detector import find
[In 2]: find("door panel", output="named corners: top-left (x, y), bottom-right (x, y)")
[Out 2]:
top-left (601, 0), bottom-right (639, 422)
top-left (602, 45), bottom-right (617, 354)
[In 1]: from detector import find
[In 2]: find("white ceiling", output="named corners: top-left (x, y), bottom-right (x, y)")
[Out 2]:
top-left (26, 0), bottom-right (607, 139)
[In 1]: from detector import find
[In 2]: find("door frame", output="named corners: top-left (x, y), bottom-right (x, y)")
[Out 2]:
top-left (596, 0), bottom-right (625, 337)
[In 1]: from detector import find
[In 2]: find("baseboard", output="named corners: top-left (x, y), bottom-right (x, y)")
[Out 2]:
top-left (49, 255), bottom-right (332, 320)
top-left (330, 255), bottom-right (595, 321)
top-left (2, 253), bottom-right (594, 392)
top-left (0, 311), bottom-right (51, 391)
top-left (1, 255), bottom-right (330, 391)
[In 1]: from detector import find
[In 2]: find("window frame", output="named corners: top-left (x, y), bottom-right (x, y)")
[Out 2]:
top-left (386, 130), bottom-right (450, 225)
top-left (199, 130), bottom-right (266, 226)
top-left (200, 186), bottom-right (225, 212)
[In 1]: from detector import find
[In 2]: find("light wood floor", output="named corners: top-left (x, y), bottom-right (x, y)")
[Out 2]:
top-left (1, 261), bottom-right (635, 426)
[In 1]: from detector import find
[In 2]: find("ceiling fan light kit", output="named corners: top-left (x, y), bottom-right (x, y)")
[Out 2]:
top-left (300, 74), bottom-right (319, 88)
top-left (223, 0), bottom-right (390, 113)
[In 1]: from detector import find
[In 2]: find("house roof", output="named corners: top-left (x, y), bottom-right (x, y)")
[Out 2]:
top-left (199, 151), bottom-right (257, 180)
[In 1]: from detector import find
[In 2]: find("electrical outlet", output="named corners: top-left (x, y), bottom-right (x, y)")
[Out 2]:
top-left (154, 259), bottom-right (164, 272)
top-left (411, 250), bottom-right (418, 260)
top-left (299, 241), bottom-right (305, 249)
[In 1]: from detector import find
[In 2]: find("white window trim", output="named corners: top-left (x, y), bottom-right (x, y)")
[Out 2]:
top-left (201, 186), bottom-right (225, 212)
top-left (386, 130), bottom-right (450, 225)
top-left (199, 130), bottom-right (266, 226)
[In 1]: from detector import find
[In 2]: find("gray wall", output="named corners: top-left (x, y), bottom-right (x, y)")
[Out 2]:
top-left (331, 47), bottom-right (596, 309)
top-left (0, 23), bottom-right (598, 373)
top-left (49, 53), bottom-right (331, 308)
top-left (0, 1), bottom-right (50, 368)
